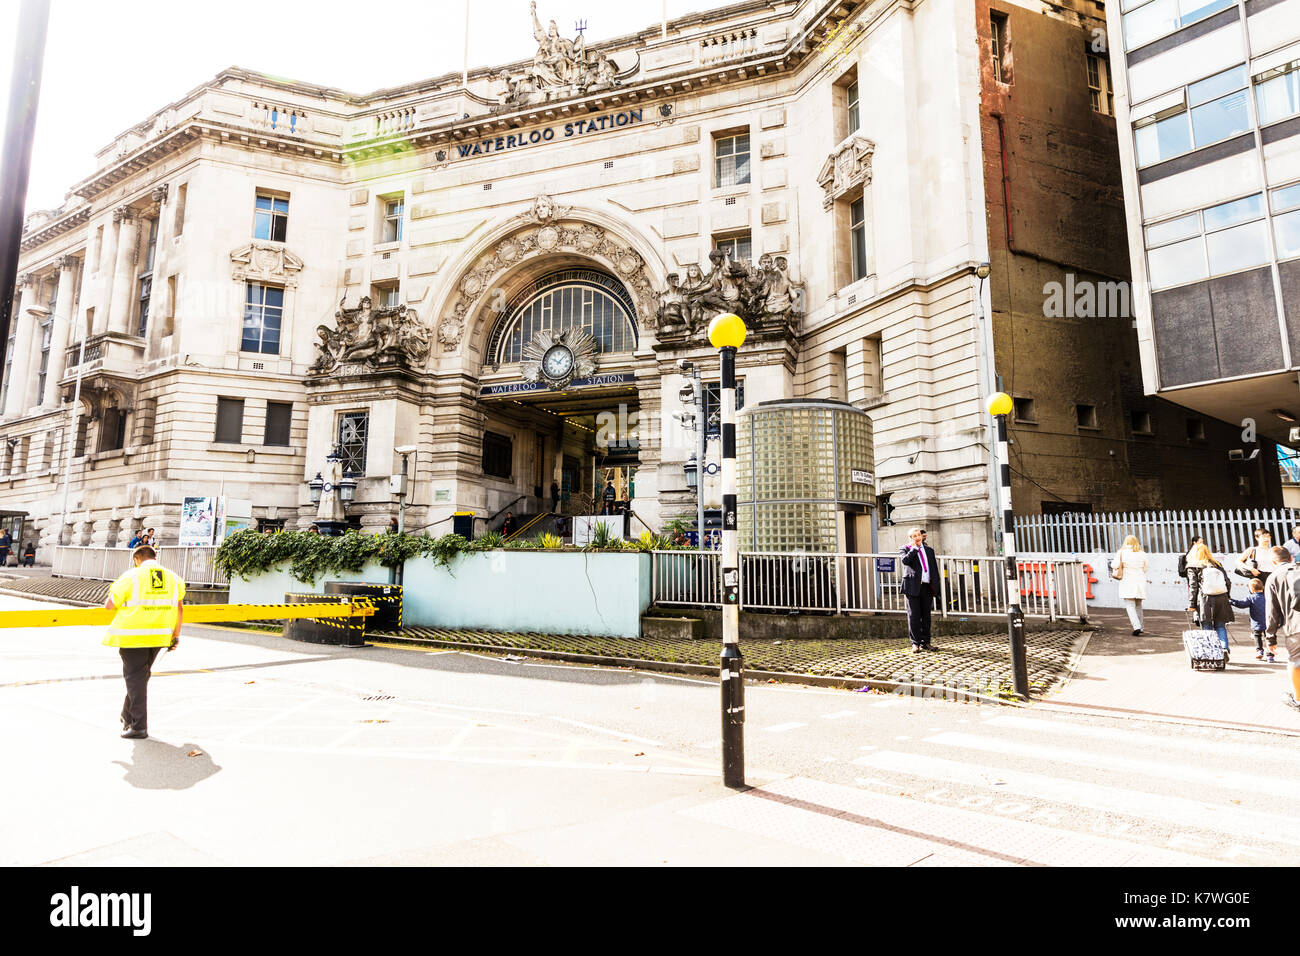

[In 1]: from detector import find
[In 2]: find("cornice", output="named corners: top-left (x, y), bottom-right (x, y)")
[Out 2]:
top-left (18, 206), bottom-right (90, 254)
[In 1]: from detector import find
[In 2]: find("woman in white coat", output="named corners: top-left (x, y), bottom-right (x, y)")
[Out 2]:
top-left (1113, 534), bottom-right (1148, 635)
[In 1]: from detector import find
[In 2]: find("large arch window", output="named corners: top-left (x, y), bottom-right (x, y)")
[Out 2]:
top-left (489, 269), bottom-right (638, 367)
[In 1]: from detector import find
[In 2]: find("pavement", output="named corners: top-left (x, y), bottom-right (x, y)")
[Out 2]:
top-left (6, 589), bottom-right (1289, 869)
top-left (2, 573), bottom-right (1295, 730)
top-left (1041, 607), bottom-right (1300, 735)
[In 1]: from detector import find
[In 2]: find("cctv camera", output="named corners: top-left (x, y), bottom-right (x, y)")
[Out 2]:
top-left (678, 383), bottom-right (696, 402)
top-left (677, 359), bottom-right (693, 372)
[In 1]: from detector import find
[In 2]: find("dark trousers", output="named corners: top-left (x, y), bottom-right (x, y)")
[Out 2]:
top-left (906, 592), bottom-right (933, 648)
top-left (119, 647), bottom-right (161, 733)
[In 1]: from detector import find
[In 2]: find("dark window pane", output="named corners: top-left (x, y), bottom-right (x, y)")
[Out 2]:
top-left (264, 401), bottom-right (292, 446)
top-left (338, 413), bottom-right (368, 476)
top-left (483, 431), bottom-right (512, 479)
top-left (215, 398), bottom-right (245, 444)
top-left (271, 216), bottom-right (287, 242)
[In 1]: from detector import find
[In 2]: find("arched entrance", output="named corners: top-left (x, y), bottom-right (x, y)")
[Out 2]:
top-left (477, 266), bottom-right (643, 528)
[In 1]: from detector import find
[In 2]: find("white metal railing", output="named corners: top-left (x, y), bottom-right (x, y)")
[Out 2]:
top-left (52, 546), bottom-right (229, 588)
top-left (650, 551), bottom-right (1089, 621)
top-left (1014, 507), bottom-right (1300, 555)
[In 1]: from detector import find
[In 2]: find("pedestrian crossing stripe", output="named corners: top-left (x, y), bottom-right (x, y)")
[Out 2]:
top-left (854, 750), bottom-right (1300, 845)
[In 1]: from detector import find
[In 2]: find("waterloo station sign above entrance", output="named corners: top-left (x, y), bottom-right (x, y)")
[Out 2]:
top-left (449, 108), bottom-right (647, 160)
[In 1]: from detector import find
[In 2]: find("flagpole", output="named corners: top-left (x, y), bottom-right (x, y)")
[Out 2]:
top-left (462, 0), bottom-right (470, 87)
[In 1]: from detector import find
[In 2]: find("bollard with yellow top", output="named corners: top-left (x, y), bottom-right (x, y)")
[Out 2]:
top-left (987, 391), bottom-right (1030, 698)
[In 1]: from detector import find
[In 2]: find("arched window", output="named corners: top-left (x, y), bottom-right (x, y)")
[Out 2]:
top-left (489, 270), bottom-right (637, 367)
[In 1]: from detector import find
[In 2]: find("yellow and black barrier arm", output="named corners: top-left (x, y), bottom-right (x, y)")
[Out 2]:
top-left (0, 600), bottom-right (375, 629)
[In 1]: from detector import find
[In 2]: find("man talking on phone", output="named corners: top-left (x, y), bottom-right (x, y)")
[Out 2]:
top-left (899, 527), bottom-right (939, 653)
top-left (104, 544), bottom-right (185, 739)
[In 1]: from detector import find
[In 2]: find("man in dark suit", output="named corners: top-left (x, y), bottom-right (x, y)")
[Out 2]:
top-left (899, 527), bottom-right (939, 652)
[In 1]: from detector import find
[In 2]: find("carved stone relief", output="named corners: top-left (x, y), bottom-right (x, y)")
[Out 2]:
top-left (309, 295), bottom-right (432, 376)
top-left (230, 242), bottom-right (305, 288)
top-left (438, 198), bottom-right (660, 353)
top-left (653, 249), bottom-right (805, 345)
top-left (816, 135), bottom-right (875, 210)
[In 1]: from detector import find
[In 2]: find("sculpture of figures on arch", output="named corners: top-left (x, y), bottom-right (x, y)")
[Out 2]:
top-left (654, 248), bottom-right (805, 343)
top-left (309, 295), bottom-right (433, 375)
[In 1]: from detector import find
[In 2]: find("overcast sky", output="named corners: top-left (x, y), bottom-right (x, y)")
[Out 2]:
top-left (1, 0), bottom-right (734, 212)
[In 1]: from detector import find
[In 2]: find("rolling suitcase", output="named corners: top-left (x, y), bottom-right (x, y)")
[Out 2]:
top-left (1182, 611), bottom-right (1225, 671)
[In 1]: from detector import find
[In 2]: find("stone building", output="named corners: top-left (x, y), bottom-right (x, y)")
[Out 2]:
top-left (3, 0), bottom-right (1253, 559)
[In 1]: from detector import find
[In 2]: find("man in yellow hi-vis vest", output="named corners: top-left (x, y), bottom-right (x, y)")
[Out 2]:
top-left (105, 544), bottom-right (185, 739)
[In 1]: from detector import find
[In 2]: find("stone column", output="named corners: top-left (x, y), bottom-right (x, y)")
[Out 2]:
top-left (92, 215), bottom-right (118, 335)
top-left (4, 275), bottom-right (37, 419)
top-left (145, 185), bottom-right (172, 356)
top-left (106, 206), bottom-right (139, 335)
top-left (40, 256), bottom-right (78, 409)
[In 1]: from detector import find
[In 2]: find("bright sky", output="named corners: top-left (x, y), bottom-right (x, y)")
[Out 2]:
top-left (1, 0), bottom-right (736, 212)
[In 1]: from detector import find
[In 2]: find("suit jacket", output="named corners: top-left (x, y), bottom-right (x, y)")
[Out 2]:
top-left (899, 544), bottom-right (939, 598)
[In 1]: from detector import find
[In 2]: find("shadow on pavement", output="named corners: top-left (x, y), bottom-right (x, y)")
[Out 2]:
top-left (113, 740), bottom-right (221, 790)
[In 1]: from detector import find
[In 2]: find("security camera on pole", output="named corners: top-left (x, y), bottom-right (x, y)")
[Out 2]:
top-left (709, 311), bottom-right (747, 788)
top-left (987, 392), bottom-right (1030, 698)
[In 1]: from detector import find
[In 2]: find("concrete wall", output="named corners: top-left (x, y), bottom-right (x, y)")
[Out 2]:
top-left (228, 550), bottom-right (652, 637)
top-left (401, 551), bottom-right (651, 637)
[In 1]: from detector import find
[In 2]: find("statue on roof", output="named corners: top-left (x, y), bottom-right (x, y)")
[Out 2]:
top-left (493, 3), bottom-right (631, 109)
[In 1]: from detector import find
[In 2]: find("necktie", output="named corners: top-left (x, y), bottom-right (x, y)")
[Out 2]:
top-left (919, 547), bottom-right (927, 573)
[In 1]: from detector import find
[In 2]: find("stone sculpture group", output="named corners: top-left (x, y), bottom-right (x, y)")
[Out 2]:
top-left (655, 250), bottom-right (804, 342)
top-left (310, 296), bottom-right (431, 375)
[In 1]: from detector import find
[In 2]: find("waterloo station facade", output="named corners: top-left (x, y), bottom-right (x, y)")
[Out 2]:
top-left (5, 0), bottom-right (1268, 559)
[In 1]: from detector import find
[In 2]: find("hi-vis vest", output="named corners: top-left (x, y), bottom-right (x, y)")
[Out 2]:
top-left (103, 560), bottom-right (186, 648)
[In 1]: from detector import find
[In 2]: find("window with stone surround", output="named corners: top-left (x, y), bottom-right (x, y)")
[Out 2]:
top-left (338, 412), bottom-right (368, 477)
top-left (242, 282), bottom-right (283, 354)
top-left (833, 65), bottom-right (860, 143)
top-left (99, 407), bottom-right (127, 452)
top-left (36, 320), bottom-right (51, 401)
top-left (380, 194), bottom-right (404, 244)
top-left (712, 231), bottom-right (752, 264)
top-left (136, 218), bottom-right (157, 337)
top-left (173, 183), bottom-right (187, 237)
top-left (214, 398), bottom-right (245, 445)
top-left (264, 401), bottom-right (292, 446)
top-left (253, 192), bottom-right (289, 242)
top-left (850, 194), bottom-right (868, 282)
top-left (713, 131), bottom-right (751, 187)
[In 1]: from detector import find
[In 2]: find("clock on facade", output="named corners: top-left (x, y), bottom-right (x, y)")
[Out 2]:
top-left (521, 326), bottom-right (599, 390)
top-left (541, 344), bottom-right (575, 382)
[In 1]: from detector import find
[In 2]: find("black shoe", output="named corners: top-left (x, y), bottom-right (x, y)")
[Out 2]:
top-left (121, 729), bottom-right (147, 739)
top-left (1132, 629), bottom-right (1142, 636)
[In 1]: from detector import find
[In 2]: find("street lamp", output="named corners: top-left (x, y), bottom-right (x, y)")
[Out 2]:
top-left (987, 391), bottom-right (1030, 699)
top-left (311, 445), bottom-right (351, 536)
top-left (708, 311), bottom-right (746, 789)
top-left (676, 360), bottom-right (707, 551)
top-left (682, 455), bottom-right (698, 492)
top-left (391, 444), bottom-right (417, 585)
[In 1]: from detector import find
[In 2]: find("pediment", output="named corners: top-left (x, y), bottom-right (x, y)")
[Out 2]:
top-left (230, 242), bottom-right (305, 287)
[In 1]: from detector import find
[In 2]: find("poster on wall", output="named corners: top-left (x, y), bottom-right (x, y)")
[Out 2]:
top-left (219, 498), bottom-right (252, 542)
top-left (179, 496), bottom-right (218, 547)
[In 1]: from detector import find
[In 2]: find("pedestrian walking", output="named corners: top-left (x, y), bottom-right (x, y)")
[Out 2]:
top-left (1177, 533), bottom-right (1203, 580)
top-left (21, 542), bottom-right (35, 567)
top-left (1112, 535), bottom-right (1149, 635)
top-left (1264, 547), bottom-right (1300, 713)
top-left (899, 527), bottom-right (939, 652)
top-left (387, 516), bottom-right (399, 534)
top-left (0, 527), bottom-right (13, 567)
top-left (602, 481), bottom-right (617, 515)
top-left (1187, 542), bottom-right (1235, 659)
top-left (1231, 577), bottom-right (1275, 661)
top-left (1237, 528), bottom-right (1281, 585)
top-left (127, 530), bottom-right (144, 549)
top-left (1286, 525), bottom-right (1300, 561)
top-left (501, 511), bottom-right (518, 538)
top-left (103, 544), bottom-right (185, 739)
top-left (550, 480), bottom-right (561, 513)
